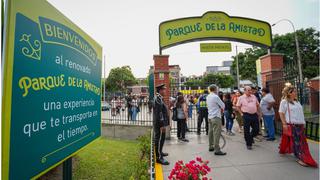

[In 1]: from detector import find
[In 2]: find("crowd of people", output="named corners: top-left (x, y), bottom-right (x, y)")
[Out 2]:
top-left (153, 83), bottom-right (318, 168)
top-left (109, 93), bottom-right (151, 121)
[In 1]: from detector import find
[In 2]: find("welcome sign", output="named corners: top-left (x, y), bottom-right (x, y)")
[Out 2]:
top-left (2, 0), bottom-right (102, 179)
top-left (159, 12), bottom-right (272, 50)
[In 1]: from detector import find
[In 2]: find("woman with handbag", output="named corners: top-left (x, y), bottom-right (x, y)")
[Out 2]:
top-left (279, 85), bottom-right (318, 167)
top-left (176, 95), bottom-right (189, 142)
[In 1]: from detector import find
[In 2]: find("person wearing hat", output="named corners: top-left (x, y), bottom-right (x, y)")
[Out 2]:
top-left (153, 84), bottom-right (170, 165)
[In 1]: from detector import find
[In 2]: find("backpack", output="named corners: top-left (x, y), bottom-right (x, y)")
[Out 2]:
top-left (172, 106), bottom-right (178, 121)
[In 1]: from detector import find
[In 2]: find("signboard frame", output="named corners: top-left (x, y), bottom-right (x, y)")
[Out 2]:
top-left (159, 11), bottom-right (272, 54)
top-left (2, 0), bottom-right (102, 179)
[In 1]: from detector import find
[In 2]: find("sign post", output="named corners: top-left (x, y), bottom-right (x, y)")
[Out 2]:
top-left (2, 0), bottom-right (102, 179)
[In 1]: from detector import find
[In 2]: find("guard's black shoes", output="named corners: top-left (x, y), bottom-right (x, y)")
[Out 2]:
top-left (156, 158), bottom-right (169, 165)
top-left (214, 151), bottom-right (227, 156)
top-left (209, 147), bottom-right (215, 152)
top-left (161, 152), bottom-right (169, 157)
top-left (247, 146), bottom-right (253, 150)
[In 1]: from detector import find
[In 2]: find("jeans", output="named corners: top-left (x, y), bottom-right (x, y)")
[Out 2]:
top-left (209, 117), bottom-right (222, 152)
top-left (263, 115), bottom-right (275, 139)
top-left (224, 111), bottom-right (234, 132)
top-left (243, 113), bottom-right (259, 146)
top-left (188, 105), bottom-right (193, 118)
top-left (177, 118), bottom-right (186, 139)
top-left (131, 107), bottom-right (137, 121)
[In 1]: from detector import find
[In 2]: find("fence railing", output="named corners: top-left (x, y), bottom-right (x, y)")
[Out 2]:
top-left (266, 76), bottom-right (319, 141)
top-left (101, 95), bottom-right (208, 133)
top-left (275, 115), bottom-right (319, 141)
top-left (101, 98), bottom-right (153, 126)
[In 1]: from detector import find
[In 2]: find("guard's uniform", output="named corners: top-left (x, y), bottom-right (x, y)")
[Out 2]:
top-left (153, 92), bottom-right (169, 161)
top-left (197, 94), bottom-right (208, 134)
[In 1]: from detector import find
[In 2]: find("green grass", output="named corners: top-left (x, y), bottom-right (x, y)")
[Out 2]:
top-left (73, 137), bottom-right (140, 180)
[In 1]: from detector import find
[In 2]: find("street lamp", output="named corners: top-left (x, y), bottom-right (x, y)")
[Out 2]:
top-left (272, 19), bottom-right (303, 101)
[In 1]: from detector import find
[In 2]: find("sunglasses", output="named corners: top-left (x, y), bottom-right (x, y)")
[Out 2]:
top-left (288, 88), bottom-right (295, 93)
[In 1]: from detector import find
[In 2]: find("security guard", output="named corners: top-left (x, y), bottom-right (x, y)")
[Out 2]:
top-left (153, 84), bottom-right (169, 165)
top-left (197, 90), bottom-right (209, 135)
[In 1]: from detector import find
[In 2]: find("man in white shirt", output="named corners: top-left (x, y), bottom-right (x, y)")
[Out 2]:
top-left (260, 88), bottom-right (275, 141)
top-left (206, 84), bottom-right (226, 155)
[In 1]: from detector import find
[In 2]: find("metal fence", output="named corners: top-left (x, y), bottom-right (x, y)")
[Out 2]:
top-left (266, 75), bottom-right (320, 141)
top-left (101, 92), bottom-right (209, 133)
top-left (101, 95), bottom-right (153, 126)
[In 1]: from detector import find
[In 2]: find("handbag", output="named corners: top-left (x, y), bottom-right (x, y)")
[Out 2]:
top-left (283, 101), bottom-right (293, 136)
top-left (172, 106), bottom-right (178, 121)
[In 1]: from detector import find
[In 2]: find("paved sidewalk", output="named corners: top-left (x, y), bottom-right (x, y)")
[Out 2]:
top-left (161, 131), bottom-right (319, 180)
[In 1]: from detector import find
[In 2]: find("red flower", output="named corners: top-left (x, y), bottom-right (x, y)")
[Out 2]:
top-left (168, 157), bottom-right (212, 180)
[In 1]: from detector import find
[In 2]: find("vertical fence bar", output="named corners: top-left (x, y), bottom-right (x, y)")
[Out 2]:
top-left (63, 158), bottom-right (72, 180)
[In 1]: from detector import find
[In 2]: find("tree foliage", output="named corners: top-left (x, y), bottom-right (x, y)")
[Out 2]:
top-left (184, 79), bottom-right (204, 88)
top-left (105, 66), bottom-right (137, 92)
top-left (231, 47), bottom-right (267, 83)
top-left (184, 74), bottom-right (235, 88)
top-left (202, 73), bottom-right (235, 88)
top-left (272, 28), bottom-right (319, 79)
top-left (231, 28), bottom-right (319, 82)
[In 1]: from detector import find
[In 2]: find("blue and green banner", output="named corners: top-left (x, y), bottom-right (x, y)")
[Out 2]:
top-left (2, 0), bottom-right (102, 179)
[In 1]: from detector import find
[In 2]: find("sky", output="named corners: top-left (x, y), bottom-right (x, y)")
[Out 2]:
top-left (47, 0), bottom-right (319, 78)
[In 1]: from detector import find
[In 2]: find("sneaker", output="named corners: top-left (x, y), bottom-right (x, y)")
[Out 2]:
top-left (156, 158), bottom-right (170, 165)
top-left (247, 146), bottom-right (253, 150)
top-left (209, 147), bottom-right (215, 152)
top-left (161, 152), bottom-right (169, 157)
top-left (214, 151), bottom-right (227, 156)
top-left (254, 137), bottom-right (262, 142)
top-left (181, 138), bottom-right (189, 142)
top-left (197, 132), bottom-right (201, 135)
top-left (229, 132), bottom-right (235, 136)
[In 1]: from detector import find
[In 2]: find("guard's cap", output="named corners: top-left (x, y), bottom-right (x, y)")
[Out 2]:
top-left (156, 84), bottom-right (166, 91)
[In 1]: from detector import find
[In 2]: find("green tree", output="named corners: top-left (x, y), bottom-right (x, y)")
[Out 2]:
top-left (105, 66), bottom-right (137, 92)
top-left (230, 28), bottom-right (319, 82)
top-left (231, 47), bottom-right (267, 83)
top-left (272, 28), bottom-right (319, 79)
top-left (201, 73), bottom-right (235, 88)
top-left (184, 79), bottom-right (204, 88)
